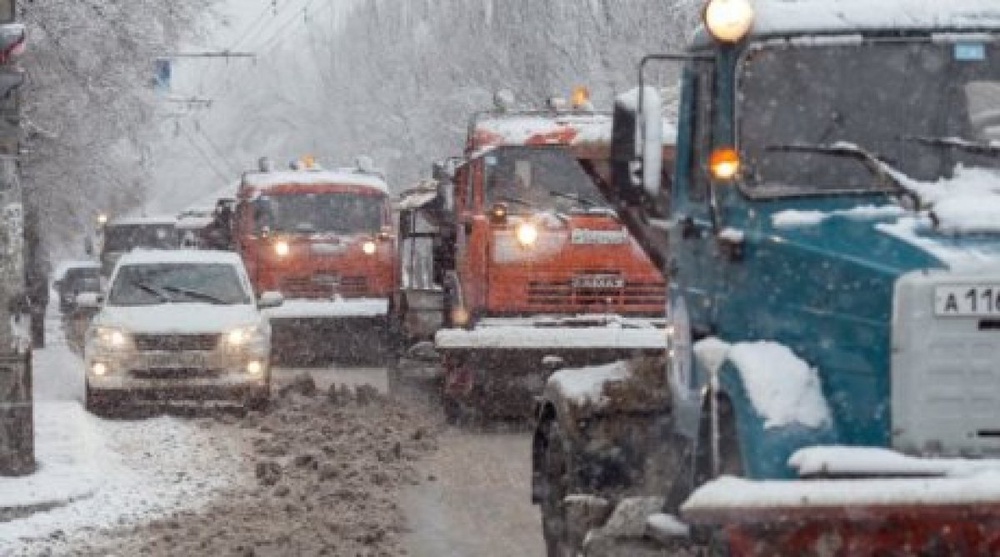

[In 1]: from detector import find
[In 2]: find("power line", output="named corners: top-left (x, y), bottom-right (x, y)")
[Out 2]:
top-left (177, 122), bottom-right (234, 184)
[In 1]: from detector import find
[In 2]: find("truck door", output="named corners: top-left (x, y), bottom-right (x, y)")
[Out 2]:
top-left (671, 63), bottom-right (722, 336)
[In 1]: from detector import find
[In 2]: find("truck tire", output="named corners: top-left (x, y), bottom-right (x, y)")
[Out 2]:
top-left (539, 419), bottom-right (574, 557)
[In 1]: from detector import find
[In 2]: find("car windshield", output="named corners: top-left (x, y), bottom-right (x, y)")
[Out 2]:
top-left (255, 192), bottom-right (385, 234)
top-left (739, 38), bottom-right (1000, 196)
top-left (107, 262), bottom-right (250, 306)
top-left (103, 224), bottom-right (179, 252)
top-left (483, 145), bottom-right (609, 213)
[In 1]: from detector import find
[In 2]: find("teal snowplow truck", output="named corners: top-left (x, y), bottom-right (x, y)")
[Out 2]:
top-left (532, 0), bottom-right (1000, 554)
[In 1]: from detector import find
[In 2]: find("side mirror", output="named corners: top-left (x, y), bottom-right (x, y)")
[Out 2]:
top-left (75, 292), bottom-right (102, 309)
top-left (612, 87), bottom-right (663, 202)
top-left (258, 291), bottom-right (284, 309)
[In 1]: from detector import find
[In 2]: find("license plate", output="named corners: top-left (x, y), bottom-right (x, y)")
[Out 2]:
top-left (935, 285), bottom-right (1000, 317)
top-left (313, 274), bottom-right (340, 286)
top-left (572, 275), bottom-right (625, 289)
top-left (146, 352), bottom-right (207, 369)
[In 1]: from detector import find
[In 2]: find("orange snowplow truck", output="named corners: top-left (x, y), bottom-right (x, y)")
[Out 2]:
top-left (428, 92), bottom-right (673, 422)
top-left (234, 157), bottom-right (396, 364)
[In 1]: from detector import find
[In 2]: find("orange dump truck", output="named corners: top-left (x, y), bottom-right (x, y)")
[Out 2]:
top-left (398, 93), bottom-right (673, 422)
top-left (234, 158), bottom-right (396, 364)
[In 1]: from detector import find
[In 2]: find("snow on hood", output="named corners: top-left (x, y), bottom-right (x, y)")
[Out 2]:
top-left (713, 340), bottom-right (832, 430)
top-left (97, 303), bottom-right (263, 334)
top-left (772, 205), bottom-right (905, 228)
top-left (892, 165), bottom-right (1000, 234)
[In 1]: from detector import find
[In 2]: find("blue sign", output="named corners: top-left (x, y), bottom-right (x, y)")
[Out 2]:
top-left (153, 58), bottom-right (172, 93)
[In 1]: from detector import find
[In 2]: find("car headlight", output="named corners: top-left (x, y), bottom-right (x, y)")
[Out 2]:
top-left (92, 326), bottom-right (129, 350)
top-left (227, 325), bottom-right (265, 347)
top-left (362, 240), bottom-right (377, 255)
top-left (516, 222), bottom-right (539, 247)
top-left (274, 240), bottom-right (291, 257)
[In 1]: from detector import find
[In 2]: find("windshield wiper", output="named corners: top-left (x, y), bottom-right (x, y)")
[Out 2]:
top-left (159, 284), bottom-right (227, 305)
top-left (548, 190), bottom-right (607, 208)
top-left (131, 281), bottom-right (173, 303)
top-left (497, 195), bottom-right (537, 209)
top-left (900, 135), bottom-right (1000, 157)
top-left (765, 142), bottom-right (921, 209)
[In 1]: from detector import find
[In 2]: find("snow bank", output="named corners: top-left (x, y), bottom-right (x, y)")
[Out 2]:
top-left (728, 342), bottom-right (831, 430)
top-left (549, 361), bottom-right (630, 409)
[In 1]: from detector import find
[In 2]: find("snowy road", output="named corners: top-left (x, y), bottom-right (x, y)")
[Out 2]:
top-left (0, 308), bottom-right (545, 555)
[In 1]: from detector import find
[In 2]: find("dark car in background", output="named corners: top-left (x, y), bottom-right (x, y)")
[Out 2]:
top-left (54, 261), bottom-right (101, 313)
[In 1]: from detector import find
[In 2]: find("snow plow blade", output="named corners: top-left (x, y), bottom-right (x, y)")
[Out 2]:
top-left (683, 447), bottom-right (1000, 556)
top-left (264, 299), bottom-right (393, 365)
top-left (435, 316), bottom-right (665, 419)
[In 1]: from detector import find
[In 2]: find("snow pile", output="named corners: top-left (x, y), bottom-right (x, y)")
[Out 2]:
top-left (699, 340), bottom-right (832, 430)
top-left (435, 324), bottom-right (666, 350)
top-left (242, 170), bottom-right (389, 194)
top-left (771, 205), bottom-right (905, 228)
top-left (877, 216), bottom-right (1000, 271)
top-left (549, 361), bottom-right (631, 409)
top-left (645, 512), bottom-right (690, 539)
top-left (889, 165), bottom-right (1000, 234)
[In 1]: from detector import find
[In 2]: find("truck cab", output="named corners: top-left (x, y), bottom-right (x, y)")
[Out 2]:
top-left (98, 216), bottom-right (180, 277)
top-left (550, 0), bottom-right (1000, 554)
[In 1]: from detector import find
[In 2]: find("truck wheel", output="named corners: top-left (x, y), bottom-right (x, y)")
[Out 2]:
top-left (31, 314), bottom-right (45, 349)
top-left (539, 420), bottom-right (574, 557)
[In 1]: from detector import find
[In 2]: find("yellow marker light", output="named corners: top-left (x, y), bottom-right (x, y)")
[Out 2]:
top-left (247, 360), bottom-right (263, 375)
top-left (362, 240), bottom-right (378, 255)
top-left (704, 0), bottom-right (755, 43)
top-left (709, 147), bottom-right (741, 181)
top-left (92, 362), bottom-right (108, 376)
top-left (516, 222), bottom-right (539, 247)
top-left (571, 86), bottom-right (591, 109)
top-left (274, 240), bottom-right (290, 257)
top-left (490, 203), bottom-right (508, 223)
top-left (451, 307), bottom-right (470, 327)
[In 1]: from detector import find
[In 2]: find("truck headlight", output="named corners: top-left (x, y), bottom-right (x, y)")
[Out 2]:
top-left (227, 325), bottom-right (264, 347)
top-left (362, 240), bottom-right (377, 255)
top-left (274, 240), bottom-right (290, 257)
top-left (92, 326), bottom-right (129, 350)
top-left (516, 223), bottom-right (539, 247)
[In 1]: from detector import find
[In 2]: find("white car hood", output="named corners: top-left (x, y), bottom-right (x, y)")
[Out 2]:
top-left (95, 303), bottom-right (264, 334)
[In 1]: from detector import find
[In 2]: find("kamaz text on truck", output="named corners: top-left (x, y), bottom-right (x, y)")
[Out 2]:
top-left (532, 0), bottom-right (1000, 555)
top-left (233, 157), bottom-right (396, 364)
top-left (417, 91), bottom-right (672, 423)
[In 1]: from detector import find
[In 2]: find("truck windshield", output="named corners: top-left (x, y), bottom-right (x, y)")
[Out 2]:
top-left (256, 192), bottom-right (385, 234)
top-left (108, 263), bottom-right (250, 306)
top-left (103, 224), bottom-right (178, 252)
top-left (739, 38), bottom-right (1000, 196)
top-left (483, 146), bottom-right (608, 213)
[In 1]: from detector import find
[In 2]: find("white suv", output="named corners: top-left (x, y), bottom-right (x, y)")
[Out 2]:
top-left (82, 250), bottom-right (281, 413)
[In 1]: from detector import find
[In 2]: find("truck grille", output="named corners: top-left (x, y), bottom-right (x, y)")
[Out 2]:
top-left (527, 272), bottom-right (665, 309)
top-left (133, 334), bottom-right (220, 352)
top-left (281, 275), bottom-right (370, 298)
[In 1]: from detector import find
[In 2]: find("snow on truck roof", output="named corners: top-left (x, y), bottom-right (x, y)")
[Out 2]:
top-left (712, 0), bottom-right (1000, 43)
top-left (116, 249), bottom-right (245, 267)
top-left (107, 216), bottom-right (178, 226)
top-left (241, 170), bottom-right (389, 194)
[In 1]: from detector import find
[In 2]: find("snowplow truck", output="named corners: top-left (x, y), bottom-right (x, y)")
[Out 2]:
top-left (532, 0), bottom-right (1000, 555)
top-left (233, 157), bottom-right (396, 365)
top-left (413, 92), bottom-right (673, 423)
